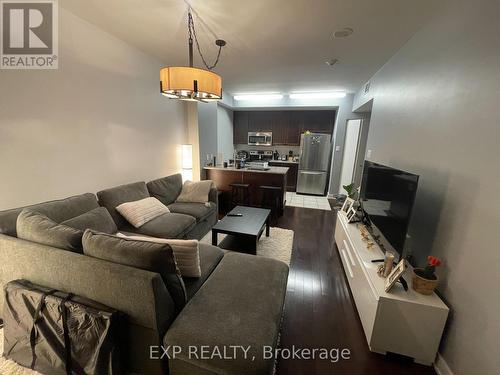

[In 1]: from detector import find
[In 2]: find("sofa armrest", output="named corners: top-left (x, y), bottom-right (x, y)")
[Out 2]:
top-left (208, 186), bottom-right (218, 210)
top-left (0, 234), bottom-right (175, 333)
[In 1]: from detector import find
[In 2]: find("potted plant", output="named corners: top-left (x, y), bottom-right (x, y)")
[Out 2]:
top-left (412, 256), bottom-right (442, 295)
top-left (343, 183), bottom-right (356, 199)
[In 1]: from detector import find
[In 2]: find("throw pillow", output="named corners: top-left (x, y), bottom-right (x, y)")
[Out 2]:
top-left (116, 197), bottom-right (170, 228)
top-left (16, 209), bottom-right (84, 252)
top-left (61, 207), bottom-right (118, 234)
top-left (176, 180), bottom-right (214, 203)
top-left (82, 230), bottom-right (186, 312)
top-left (116, 232), bottom-right (201, 278)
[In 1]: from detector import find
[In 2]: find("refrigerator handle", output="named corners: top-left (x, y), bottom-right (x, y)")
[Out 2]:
top-left (299, 171), bottom-right (324, 175)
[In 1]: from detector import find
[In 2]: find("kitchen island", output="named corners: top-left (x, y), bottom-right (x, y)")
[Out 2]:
top-left (204, 166), bottom-right (289, 214)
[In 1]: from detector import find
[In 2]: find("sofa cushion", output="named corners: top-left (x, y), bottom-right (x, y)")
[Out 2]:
top-left (61, 207), bottom-right (118, 234)
top-left (97, 182), bottom-right (150, 228)
top-left (0, 193), bottom-right (99, 237)
top-left (164, 252), bottom-right (289, 375)
top-left (116, 197), bottom-right (170, 228)
top-left (82, 230), bottom-right (186, 313)
top-left (183, 243), bottom-right (224, 299)
top-left (131, 213), bottom-right (196, 239)
top-left (167, 202), bottom-right (216, 223)
top-left (147, 174), bottom-right (183, 206)
top-left (17, 209), bottom-right (84, 252)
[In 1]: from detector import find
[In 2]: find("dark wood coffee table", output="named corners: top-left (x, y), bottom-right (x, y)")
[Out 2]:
top-left (212, 206), bottom-right (271, 254)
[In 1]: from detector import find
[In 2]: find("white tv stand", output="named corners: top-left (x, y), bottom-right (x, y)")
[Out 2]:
top-left (335, 212), bottom-right (449, 365)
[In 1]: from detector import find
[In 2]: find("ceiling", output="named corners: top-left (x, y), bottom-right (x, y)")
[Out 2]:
top-left (61, 0), bottom-right (441, 95)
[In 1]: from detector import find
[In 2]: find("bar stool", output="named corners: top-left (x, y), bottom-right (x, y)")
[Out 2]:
top-left (229, 183), bottom-right (250, 208)
top-left (259, 185), bottom-right (282, 222)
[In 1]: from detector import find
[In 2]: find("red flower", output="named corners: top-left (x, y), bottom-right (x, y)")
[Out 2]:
top-left (427, 256), bottom-right (442, 267)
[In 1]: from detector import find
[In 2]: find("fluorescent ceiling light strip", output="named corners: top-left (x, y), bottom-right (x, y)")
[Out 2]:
top-left (234, 94), bottom-right (283, 101)
top-left (289, 92), bottom-right (346, 99)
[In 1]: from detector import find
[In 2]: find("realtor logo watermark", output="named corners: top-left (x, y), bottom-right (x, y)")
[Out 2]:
top-left (0, 0), bottom-right (58, 69)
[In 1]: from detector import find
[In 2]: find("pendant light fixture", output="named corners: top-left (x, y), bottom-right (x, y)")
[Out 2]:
top-left (160, 8), bottom-right (226, 102)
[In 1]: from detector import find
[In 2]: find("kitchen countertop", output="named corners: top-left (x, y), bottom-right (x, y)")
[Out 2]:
top-left (268, 160), bottom-right (299, 164)
top-left (204, 166), bottom-right (289, 175)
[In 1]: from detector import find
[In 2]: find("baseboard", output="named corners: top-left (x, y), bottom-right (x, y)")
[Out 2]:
top-left (434, 353), bottom-right (453, 375)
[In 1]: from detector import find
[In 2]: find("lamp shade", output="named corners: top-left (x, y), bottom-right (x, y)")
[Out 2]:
top-left (160, 67), bottom-right (222, 101)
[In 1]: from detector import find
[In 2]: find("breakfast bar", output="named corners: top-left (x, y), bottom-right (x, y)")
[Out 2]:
top-left (204, 166), bottom-right (289, 214)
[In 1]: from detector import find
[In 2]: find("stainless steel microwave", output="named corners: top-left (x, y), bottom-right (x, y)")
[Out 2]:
top-left (248, 132), bottom-right (272, 146)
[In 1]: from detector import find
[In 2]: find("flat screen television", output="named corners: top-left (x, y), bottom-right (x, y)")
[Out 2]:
top-left (360, 161), bottom-right (419, 260)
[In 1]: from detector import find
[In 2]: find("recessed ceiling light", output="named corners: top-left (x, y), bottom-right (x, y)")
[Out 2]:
top-left (333, 27), bottom-right (354, 38)
top-left (289, 92), bottom-right (346, 99)
top-left (234, 94), bottom-right (283, 101)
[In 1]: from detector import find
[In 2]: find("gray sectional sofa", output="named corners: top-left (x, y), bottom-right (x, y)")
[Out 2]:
top-left (0, 173), bottom-right (289, 375)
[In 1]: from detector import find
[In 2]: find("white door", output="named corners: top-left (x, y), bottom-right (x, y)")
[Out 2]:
top-left (339, 119), bottom-right (362, 191)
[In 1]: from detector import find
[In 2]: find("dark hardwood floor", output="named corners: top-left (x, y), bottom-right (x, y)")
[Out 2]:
top-left (274, 205), bottom-right (436, 375)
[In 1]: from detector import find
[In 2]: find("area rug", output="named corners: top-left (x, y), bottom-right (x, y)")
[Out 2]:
top-left (201, 227), bottom-right (294, 265)
top-left (0, 328), bottom-right (41, 375)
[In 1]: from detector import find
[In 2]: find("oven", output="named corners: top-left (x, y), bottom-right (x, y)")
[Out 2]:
top-left (248, 132), bottom-right (272, 146)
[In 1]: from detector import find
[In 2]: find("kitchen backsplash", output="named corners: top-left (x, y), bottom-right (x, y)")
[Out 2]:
top-left (234, 144), bottom-right (300, 158)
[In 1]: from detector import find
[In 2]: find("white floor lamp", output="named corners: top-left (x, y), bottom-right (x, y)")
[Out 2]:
top-left (181, 144), bottom-right (193, 182)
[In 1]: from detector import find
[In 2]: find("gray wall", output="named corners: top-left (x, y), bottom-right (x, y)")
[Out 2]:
top-left (217, 105), bottom-right (234, 162)
top-left (197, 102), bottom-right (218, 172)
top-left (0, 8), bottom-right (187, 209)
top-left (352, 1), bottom-right (500, 373)
top-left (197, 103), bottom-right (235, 175)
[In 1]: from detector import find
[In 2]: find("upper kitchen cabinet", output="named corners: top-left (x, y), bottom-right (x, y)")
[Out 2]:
top-left (286, 112), bottom-right (302, 145)
top-left (300, 110), bottom-right (336, 134)
top-left (233, 111), bottom-right (249, 144)
top-left (232, 110), bottom-right (336, 146)
top-left (271, 111), bottom-right (288, 145)
top-left (248, 112), bottom-right (273, 132)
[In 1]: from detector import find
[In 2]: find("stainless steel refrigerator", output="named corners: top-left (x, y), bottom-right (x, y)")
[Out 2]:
top-left (297, 133), bottom-right (332, 195)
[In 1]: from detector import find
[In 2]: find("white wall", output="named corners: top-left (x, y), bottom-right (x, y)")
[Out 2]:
top-left (217, 105), bottom-right (234, 162)
top-left (352, 1), bottom-right (500, 373)
top-left (0, 7), bottom-right (188, 209)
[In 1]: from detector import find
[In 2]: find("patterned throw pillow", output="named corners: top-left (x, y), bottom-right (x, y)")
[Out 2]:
top-left (116, 197), bottom-right (170, 228)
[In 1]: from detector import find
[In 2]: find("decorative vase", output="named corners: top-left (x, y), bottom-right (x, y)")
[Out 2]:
top-left (412, 268), bottom-right (439, 295)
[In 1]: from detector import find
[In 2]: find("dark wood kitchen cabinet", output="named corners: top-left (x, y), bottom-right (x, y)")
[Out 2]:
top-left (248, 112), bottom-right (272, 132)
top-left (233, 110), bottom-right (335, 146)
top-left (269, 162), bottom-right (299, 191)
top-left (233, 111), bottom-right (248, 144)
top-left (300, 110), bottom-right (336, 134)
top-left (286, 113), bottom-right (302, 145)
top-left (271, 112), bottom-right (288, 145)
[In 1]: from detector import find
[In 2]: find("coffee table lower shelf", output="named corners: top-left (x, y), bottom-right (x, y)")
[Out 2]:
top-left (211, 206), bottom-right (271, 255)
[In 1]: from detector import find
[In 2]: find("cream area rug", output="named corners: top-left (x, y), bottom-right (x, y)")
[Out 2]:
top-left (201, 227), bottom-right (294, 265)
top-left (0, 328), bottom-right (42, 375)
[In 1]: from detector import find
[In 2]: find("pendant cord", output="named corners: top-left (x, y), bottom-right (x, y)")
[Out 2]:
top-left (188, 9), bottom-right (223, 71)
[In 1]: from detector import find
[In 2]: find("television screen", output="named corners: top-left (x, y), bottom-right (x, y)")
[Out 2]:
top-left (360, 161), bottom-right (419, 259)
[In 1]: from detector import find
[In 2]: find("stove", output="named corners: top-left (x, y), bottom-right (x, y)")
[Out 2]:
top-left (249, 150), bottom-right (273, 161)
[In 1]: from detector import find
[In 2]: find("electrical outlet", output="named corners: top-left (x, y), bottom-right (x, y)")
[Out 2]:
top-left (366, 149), bottom-right (372, 158)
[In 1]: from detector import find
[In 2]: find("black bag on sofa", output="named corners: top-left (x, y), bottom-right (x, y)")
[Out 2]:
top-left (3, 279), bottom-right (122, 375)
